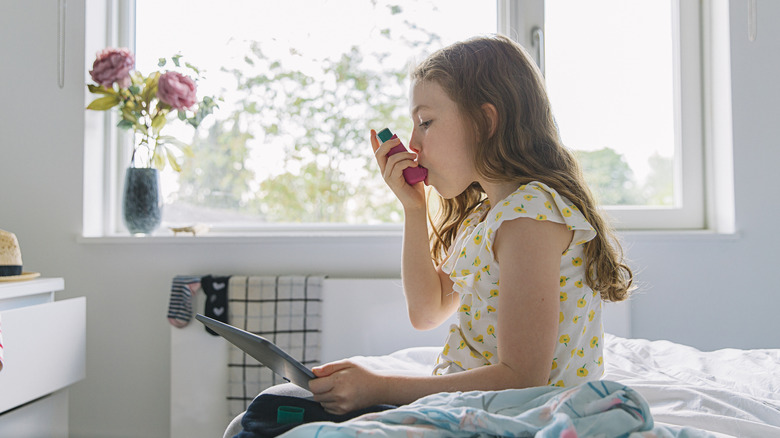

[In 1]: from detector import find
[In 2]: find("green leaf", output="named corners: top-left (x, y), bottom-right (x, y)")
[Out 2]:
top-left (87, 84), bottom-right (118, 96)
top-left (185, 62), bottom-right (200, 75)
top-left (178, 110), bottom-right (187, 121)
top-left (172, 54), bottom-right (182, 67)
top-left (158, 135), bottom-right (188, 149)
top-left (86, 95), bottom-right (121, 110)
top-left (158, 58), bottom-right (167, 67)
top-left (117, 119), bottom-right (134, 130)
top-left (165, 146), bottom-right (182, 172)
top-left (142, 72), bottom-right (160, 102)
top-left (128, 85), bottom-right (141, 95)
top-left (121, 106), bottom-right (138, 123)
top-left (152, 150), bottom-right (166, 170)
top-left (151, 113), bottom-right (167, 132)
top-left (131, 71), bottom-right (145, 85)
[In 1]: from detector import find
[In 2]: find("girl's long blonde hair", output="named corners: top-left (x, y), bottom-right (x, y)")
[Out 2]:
top-left (414, 35), bottom-right (632, 302)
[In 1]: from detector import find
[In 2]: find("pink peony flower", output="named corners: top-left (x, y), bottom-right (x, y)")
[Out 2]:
top-left (157, 71), bottom-right (198, 110)
top-left (90, 47), bottom-right (134, 88)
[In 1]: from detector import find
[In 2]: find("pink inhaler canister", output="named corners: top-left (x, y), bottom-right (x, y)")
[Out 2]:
top-left (377, 128), bottom-right (428, 185)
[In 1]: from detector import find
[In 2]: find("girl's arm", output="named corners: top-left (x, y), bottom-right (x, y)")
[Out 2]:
top-left (370, 130), bottom-right (458, 330)
top-left (401, 206), bottom-right (459, 330)
top-left (310, 216), bottom-right (572, 414)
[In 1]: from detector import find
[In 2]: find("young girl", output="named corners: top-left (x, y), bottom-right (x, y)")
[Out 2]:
top-left (309, 34), bottom-right (633, 415)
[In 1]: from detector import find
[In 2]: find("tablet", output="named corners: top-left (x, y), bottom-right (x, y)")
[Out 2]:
top-left (195, 314), bottom-right (316, 389)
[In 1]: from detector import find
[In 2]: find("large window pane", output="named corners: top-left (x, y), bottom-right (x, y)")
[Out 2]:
top-left (544, 0), bottom-right (676, 207)
top-left (134, 0), bottom-right (496, 227)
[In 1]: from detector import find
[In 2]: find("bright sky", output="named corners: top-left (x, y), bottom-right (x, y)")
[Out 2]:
top-left (545, 0), bottom-right (674, 181)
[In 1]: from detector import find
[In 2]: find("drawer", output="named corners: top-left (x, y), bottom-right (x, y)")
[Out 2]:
top-left (0, 390), bottom-right (68, 438)
top-left (0, 297), bottom-right (86, 413)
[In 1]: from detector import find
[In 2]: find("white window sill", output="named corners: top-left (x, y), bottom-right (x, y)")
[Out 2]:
top-left (619, 229), bottom-right (740, 242)
top-left (77, 225), bottom-right (404, 244)
top-left (76, 227), bottom-right (739, 245)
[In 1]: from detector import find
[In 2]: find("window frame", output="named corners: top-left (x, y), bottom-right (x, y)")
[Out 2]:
top-left (84, 0), bottom-right (708, 237)
top-left (501, 0), bottom-right (705, 231)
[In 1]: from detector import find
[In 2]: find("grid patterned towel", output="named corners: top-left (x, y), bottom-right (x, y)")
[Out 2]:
top-left (227, 275), bottom-right (323, 416)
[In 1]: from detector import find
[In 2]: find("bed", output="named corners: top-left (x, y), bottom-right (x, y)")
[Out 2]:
top-left (225, 334), bottom-right (780, 437)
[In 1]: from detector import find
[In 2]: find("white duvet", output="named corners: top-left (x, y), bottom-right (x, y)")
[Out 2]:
top-left (602, 334), bottom-right (780, 437)
top-left (347, 334), bottom-right (780, 437)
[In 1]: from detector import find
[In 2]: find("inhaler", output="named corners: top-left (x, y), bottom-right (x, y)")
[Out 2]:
top-left (377, 128), bottom-right (428, 185)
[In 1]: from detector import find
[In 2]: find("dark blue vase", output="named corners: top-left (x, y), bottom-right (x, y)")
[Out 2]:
top-left (122, 168), bottom-right (162, 235)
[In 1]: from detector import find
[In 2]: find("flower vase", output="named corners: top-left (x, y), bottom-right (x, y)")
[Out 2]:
top-left (122, 167), bottom-right (162, 235)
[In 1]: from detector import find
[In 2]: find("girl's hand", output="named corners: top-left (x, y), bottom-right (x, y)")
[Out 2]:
top-left (309, 360), bottom-right (385, 415)
top-left (370, 129), bottom-right (425, 210)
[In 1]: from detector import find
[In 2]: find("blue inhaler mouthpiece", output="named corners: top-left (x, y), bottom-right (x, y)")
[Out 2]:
top-left (376, 128), bottom-right (394, 143)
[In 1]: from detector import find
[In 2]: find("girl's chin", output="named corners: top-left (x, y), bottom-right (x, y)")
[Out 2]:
top-left (430, 186), bottom-right (459, 200)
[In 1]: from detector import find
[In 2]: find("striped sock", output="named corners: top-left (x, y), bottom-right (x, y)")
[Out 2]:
top-left (167, 275), bottom-right (202, 328)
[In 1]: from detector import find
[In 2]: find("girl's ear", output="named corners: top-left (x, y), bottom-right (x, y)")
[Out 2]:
top-left (481, 103), bottom-right (498, 138)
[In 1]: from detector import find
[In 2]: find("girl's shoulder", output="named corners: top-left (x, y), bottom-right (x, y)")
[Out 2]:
top-left (488, 182), bottom-right (596, 247)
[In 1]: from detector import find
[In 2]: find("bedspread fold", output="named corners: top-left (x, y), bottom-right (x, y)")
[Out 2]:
top-left (276, 380), bottom-right (715, 437)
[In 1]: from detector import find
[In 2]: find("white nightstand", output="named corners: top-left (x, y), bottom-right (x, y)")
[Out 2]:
top-left (0, 278), bottom-right (86, 438)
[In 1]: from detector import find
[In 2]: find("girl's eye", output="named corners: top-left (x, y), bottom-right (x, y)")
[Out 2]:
top-left (418, 120), bottom-right (432, 129)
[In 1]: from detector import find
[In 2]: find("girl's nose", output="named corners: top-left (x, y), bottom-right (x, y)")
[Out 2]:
top-left (408, 131), bottom-right (421, 154)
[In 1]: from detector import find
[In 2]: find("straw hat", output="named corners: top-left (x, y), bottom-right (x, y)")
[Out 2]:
top-left (0, 229), bottom-right (39, 282)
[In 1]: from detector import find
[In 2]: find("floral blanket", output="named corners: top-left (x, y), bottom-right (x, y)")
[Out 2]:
top-left (278, 380), bottom-right (715, 437)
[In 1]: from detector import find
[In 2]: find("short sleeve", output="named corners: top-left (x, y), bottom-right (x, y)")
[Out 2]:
top-left (484, 182), bottom-right (596, 252)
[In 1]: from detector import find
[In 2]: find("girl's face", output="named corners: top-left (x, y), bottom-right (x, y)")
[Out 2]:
top-left (408, 80), bottom-right (477, 199)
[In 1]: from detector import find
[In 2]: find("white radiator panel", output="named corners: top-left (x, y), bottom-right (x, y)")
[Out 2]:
top-left (320, 278), bottom-right (456, 363)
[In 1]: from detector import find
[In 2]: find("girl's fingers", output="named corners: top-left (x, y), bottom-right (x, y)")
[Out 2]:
top-left (371, 129), bottom-right (406, 180)
top-left (371, 129), bottom-right (402, 158)
top-left (370, 129), bottom-right (424, 206)
top-left (312, 360), bottom-right (352, 377)
top-left (369, 129), bottom-right (380, 153)
top-left (309, 372), bottom-right (338, 395)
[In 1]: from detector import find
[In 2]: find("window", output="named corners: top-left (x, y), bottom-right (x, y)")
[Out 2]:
top-left (118, 0), bottom-right (496, 233)
top-left (86, 0), bottom-right (706, 236)
top-left (503, 0), bottom-right (705, 229)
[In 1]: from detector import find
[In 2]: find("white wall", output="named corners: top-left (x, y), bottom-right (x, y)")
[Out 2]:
top-left (0, 1), bottom-right (778, 437)
top-left (624, 0), bottom-right (780, 351)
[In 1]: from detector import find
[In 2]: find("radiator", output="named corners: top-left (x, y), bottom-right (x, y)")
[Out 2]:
top-left (169, 277), bottom-right (453, 438)
top-left (226, 276), bottom-right (323, 416)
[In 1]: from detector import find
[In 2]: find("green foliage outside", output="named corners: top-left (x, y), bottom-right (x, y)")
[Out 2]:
top-left (172, 3), bottom-right (674, 224)
top-left (575, 149), bottom-right (673, 207)
top-left (175, 5), bottom-right (435, 224)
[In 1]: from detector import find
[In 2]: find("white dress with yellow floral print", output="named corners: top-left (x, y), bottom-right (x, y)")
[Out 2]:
top-left (433, 181), bottom-right (604, 388)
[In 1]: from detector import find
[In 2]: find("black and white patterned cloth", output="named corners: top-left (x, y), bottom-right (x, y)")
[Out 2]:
top-left (226, 276), bottom-right (323, 416)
